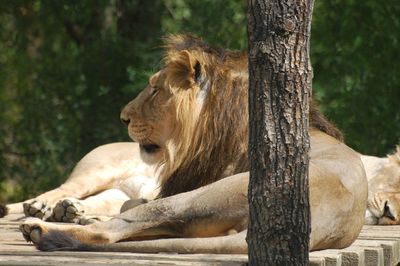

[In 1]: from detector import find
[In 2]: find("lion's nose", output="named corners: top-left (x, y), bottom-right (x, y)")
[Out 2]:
top-left (121, 117), bottom-right (130, 127)
top-left (121, 101), bottom-right (134, 127)
top-left (120, 111), bottom-right (130, 126)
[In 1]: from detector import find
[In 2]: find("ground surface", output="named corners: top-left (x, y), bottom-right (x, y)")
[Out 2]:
top-left (2, 214), bottom-right (400, 265)
top-left (0, 214), bottom-right (247, 266)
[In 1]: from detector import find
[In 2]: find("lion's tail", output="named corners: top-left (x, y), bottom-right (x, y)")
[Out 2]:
top-left (0, 203), bottom-right (9, 218)
top-left (0, 202), bottom-right (24, 218)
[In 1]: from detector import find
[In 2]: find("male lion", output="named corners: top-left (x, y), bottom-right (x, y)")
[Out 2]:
top-left (20, 35), bottom-right (367, 253)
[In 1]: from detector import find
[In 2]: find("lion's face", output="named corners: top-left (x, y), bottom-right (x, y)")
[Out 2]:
top-left (366, 152), bottom-right (400, 225)
top-left (366, 192), bottom-right (400, 225)
top-left (120, 70), bottom-right (175, 153)
top-left (120, 50), bottom-right (206, 157)
top-left (121, 35), bottom-right (250, 196)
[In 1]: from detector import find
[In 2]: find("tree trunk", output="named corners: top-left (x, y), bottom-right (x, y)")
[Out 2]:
top-left (247, 0), bottom-right (314, 265)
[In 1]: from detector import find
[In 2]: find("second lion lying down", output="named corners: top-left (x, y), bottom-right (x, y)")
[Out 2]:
top-left (19, 35), bottom-right (367, 253)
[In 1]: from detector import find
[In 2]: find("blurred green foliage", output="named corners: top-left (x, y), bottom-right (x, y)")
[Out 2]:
top-left (0, 0), bottom-right (399, 202)
top-left (312, 0), bottom-right (400, 156)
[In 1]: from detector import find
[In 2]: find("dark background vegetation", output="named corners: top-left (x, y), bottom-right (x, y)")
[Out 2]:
top-left (0, 0), bottom-right (399, 202)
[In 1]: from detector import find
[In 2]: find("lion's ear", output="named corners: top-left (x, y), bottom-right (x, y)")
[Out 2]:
top-left (194, 60), bottom-right (202, 84)
top-left (168, 50), bottom-right (202, 89)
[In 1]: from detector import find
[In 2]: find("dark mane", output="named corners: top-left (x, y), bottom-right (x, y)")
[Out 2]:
top-left (158, 35), bottom-right (343, 198)
top-left (310, 101), bottom-right (344, 141)
top-left (163, 34), bottom-right (245, 64)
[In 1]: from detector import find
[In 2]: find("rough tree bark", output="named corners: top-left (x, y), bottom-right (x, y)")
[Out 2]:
top-left (247, 0), bottom-right (314, 265)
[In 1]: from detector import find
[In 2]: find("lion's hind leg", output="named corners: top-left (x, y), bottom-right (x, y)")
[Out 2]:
top-left (20, 218), bottom-right (77, 244)
top-left (37, 230), bottom-right (248, 254)
top-left (20, 217), bottom-right (114, 246)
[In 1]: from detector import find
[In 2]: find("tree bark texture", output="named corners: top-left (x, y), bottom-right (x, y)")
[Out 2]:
top-left (247, 0), bottom-right (314, 265)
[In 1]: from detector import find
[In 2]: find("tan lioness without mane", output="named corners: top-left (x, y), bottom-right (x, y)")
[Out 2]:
top-left (19, 35), bottom-right (367, 253)
top-left (362, 147), bottom-right (400, 225)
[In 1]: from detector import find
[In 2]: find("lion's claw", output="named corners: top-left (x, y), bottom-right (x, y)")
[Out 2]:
top-left (20, 224), bottom-right (32, 242)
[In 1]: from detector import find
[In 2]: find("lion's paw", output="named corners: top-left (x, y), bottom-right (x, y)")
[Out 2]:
top-left (52, 199), bottom-right (84, 223)
top-left (23, 200), bottom-right (52, 220)
top-left (19, 218), bottom-right (46, 244)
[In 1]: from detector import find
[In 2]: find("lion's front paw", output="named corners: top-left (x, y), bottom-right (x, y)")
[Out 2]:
top-left (19, 218), bottom-right (47, 244)
top-left (23, 200), bottom-right (52, 220)
top-left (52, 198), bottom-right (84, 223)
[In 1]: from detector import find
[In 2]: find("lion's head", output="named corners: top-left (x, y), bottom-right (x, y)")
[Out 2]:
top-left (121, 34), bottom-right (343, 198)
top-left (365, 146), bottom-right (400, 225)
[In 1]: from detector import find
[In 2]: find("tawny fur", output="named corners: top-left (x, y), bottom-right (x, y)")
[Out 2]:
top-left (157, 34), bottom-right (343, 197)
top-left (20, 34), bottom-right (367, 253)
top-left (363, 145), bottom-right (400, 225)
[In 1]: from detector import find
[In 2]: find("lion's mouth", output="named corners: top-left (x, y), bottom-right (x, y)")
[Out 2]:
top-left (140, 144), bottom-right (161, 154)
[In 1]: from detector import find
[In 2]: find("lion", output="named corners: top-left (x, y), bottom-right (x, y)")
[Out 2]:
top-left (5, 144), bottom-right (395, 228)
top-left (19, 35), bottom-right (367, 253)
top-left (362, 146), bottom-right (400, 225)
top-left (1, 142), bottom-right (160, 224)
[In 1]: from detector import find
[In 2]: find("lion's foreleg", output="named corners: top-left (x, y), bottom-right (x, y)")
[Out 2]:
top-left (49, 189), bottom-right (129, 224)
top-left (74, 189), bottom-right (130, 216)
top-left (2, 173), bottom-right (119, 218)
top-left (2, 187), bottom-right (71, 217)
top-left (5, 179), bottom-right (108, 219)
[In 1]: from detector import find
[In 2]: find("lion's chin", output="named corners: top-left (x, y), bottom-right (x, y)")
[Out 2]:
top-left (140, 144), bottom-right (161, 154)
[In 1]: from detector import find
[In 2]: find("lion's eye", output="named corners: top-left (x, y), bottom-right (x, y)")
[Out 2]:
top-left (150, 87), bottom-right (159, 97)
top-left (383, 201), bottom-right (396, 220)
